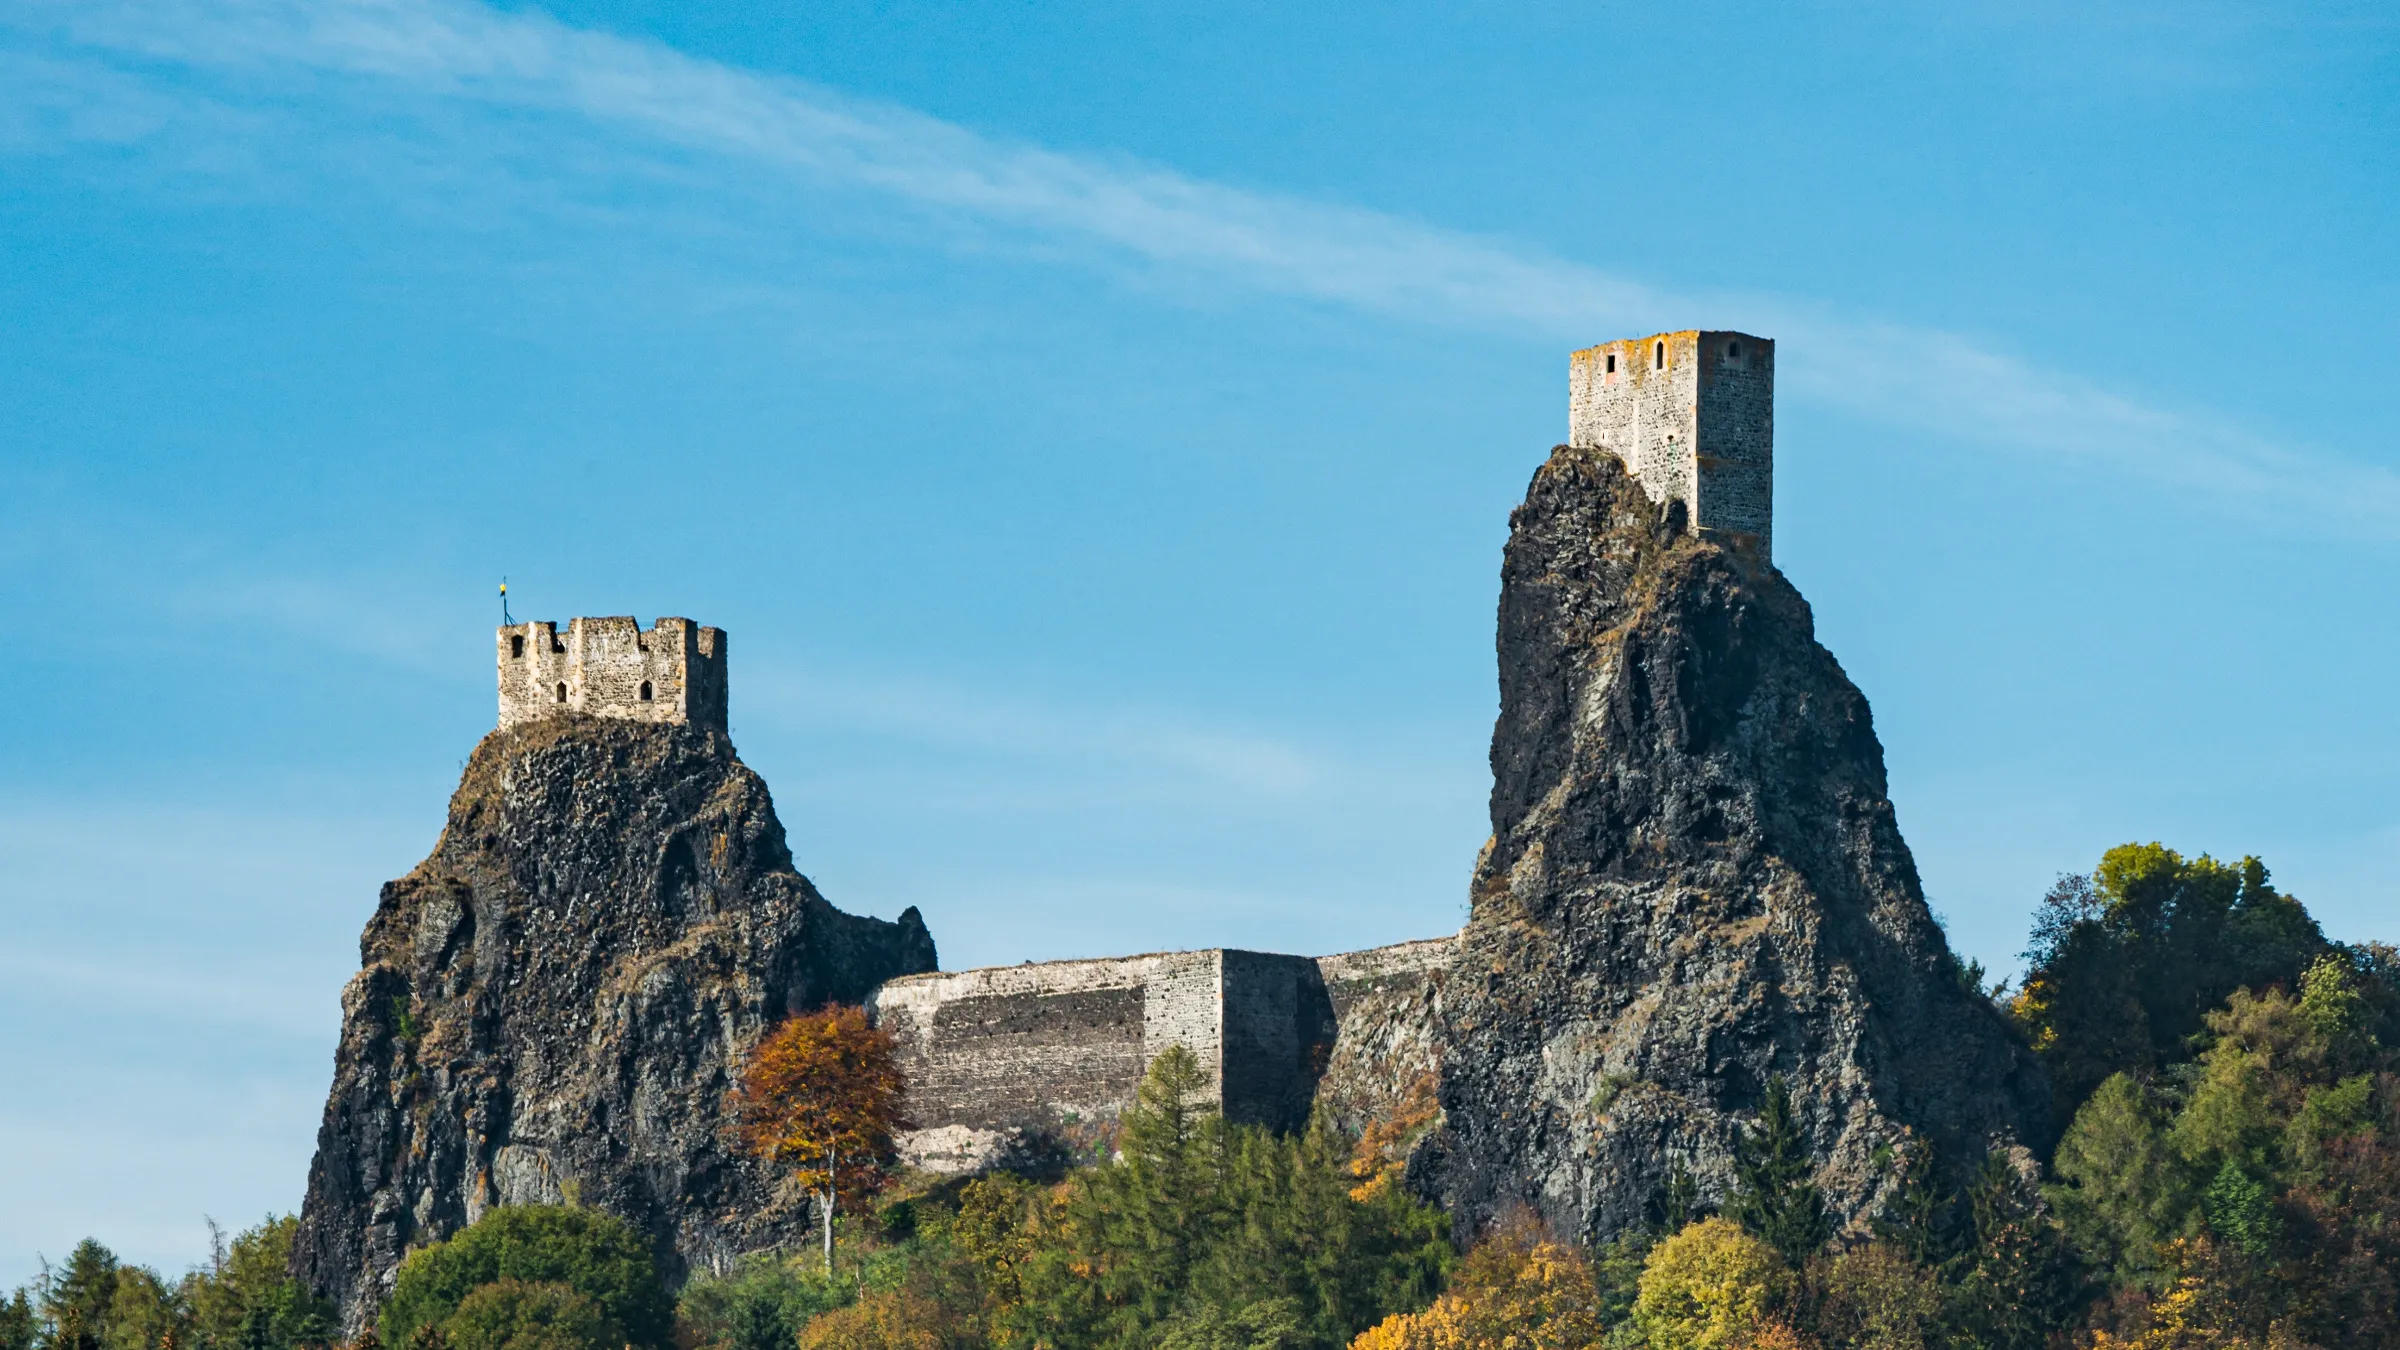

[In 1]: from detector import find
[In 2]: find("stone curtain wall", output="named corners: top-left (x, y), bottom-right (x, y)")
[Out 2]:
top-left (1568, 329), bottom-right (1775, 562)
top-left (497, 617), bottom-right (728, 731)
top-left (871, 952), bottom-right (1223, 1172)
top-left (872, 940), bottom-right (1456, 1172)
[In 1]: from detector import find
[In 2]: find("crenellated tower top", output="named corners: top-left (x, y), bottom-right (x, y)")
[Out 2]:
top-left (496, 616), bottom-right (727, 731)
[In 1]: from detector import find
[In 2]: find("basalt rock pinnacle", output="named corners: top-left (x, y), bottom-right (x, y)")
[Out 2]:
top-left (1420, 445), bottom-right (2050, 1241)
top-left (293, 717), bottom-right (936, 1330)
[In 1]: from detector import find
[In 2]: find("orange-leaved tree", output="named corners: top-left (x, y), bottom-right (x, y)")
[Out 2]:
top-left (730, 1004), bottom-right (907, 1272)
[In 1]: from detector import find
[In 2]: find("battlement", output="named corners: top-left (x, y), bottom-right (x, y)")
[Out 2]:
top-left (1569, 329), bottom-right (1774, 561)
top-left (496, 616), bottom-right (727, 731)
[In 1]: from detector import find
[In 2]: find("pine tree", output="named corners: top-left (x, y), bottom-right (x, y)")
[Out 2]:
top-left (1, 1290), bottom-right (37, 1350)
top-left (41, 1241), bottom-right (121, 1350)
top-left (1726, 1077), bottom-right (1830, 1266)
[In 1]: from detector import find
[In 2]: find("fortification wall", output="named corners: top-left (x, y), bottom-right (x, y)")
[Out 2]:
top-left (871, 952), bottom-right (1223, 1172)
top-left (872, 937), bottom-right (1456, 1173)
top-left (497, 617), bottom-right (727, 731)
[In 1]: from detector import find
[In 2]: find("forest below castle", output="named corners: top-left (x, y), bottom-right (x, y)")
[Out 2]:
top-left (7, 841), bottom-right (2396, 1350)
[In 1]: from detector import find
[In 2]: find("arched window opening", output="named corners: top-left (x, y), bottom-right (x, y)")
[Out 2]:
top-left (639, 681), bottom-right (654, 702)
top-left (555, 683), bottom-right (568, 704)
top-left (1654, 341), bottom-right (1665, 370)
top-left (510, 634), bottom-right (525, 658)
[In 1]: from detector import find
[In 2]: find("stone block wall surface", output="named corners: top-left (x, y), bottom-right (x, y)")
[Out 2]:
top-left (1568, 330), bottom-right (1774, 561)
top-left (497, 617), bottom-right (727, 731)
top-left (872, 938), bottom-right (1458, 1173)
top-left (871, 953), bottom-right (1219, 1172)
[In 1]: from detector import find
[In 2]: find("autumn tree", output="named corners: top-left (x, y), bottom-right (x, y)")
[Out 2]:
top-left (732, 1005), bottom-right (908, 1274)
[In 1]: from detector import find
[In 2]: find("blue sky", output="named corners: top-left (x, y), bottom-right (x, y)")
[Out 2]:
top-left (2, 0), bottom-right (2395, 1287)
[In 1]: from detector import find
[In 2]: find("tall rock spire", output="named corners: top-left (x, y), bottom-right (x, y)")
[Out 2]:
top-left (292, 717), bottom-right (937, 1330)
top-left (1421, 444), bottom-right (2049, 1240)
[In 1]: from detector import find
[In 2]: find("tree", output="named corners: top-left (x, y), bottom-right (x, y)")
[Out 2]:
top-left (1, 1290), bottom-right (35, 1350)
top-left (1726, 1077), bottom-right (1830, 1267)
top-left (1811, 1244), bottom-right (1941, 1350)
top-left (1631, 1217), bottom-right (1789, 1350)
top-left (41, 1241), bottom-right (122, 1350)
top-left (440, 1282), bottom-right (607, 1350)
top-left (2011, 847), bottom-right (2326, 1121)
top-left (1347, 1214), bottom-right (1604, 1350)
top-left (2047, 1073), bottom-right (2193, 1289)
top-left (1948, 1153), bottom-right (2083, 1350)
top-left (182, 1216), bottom-right (332, 1350)
top-left (732, 1005), bottom-right (908, 1274)
top-left (377, 1206), bottom-right (671, 1350)
top-left (1011, 1047), bottom-right (1451, 1350)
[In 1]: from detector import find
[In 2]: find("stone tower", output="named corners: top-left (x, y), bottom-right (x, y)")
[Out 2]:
top-left (1569, 329), bottom-right (1774, 561)
top-left (497, 616), bottom-right (726, 731)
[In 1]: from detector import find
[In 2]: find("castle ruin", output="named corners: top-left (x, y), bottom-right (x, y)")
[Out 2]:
top-left (869, 938), bottom-right (1454, 1173)
top-left (497, 616), bottom-right (727, 731)
top-left (1570, 329), bottom-right (1774, 560)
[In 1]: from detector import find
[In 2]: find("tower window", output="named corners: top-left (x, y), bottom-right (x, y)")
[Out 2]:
top-left (1605, 353), bottom-right (1616, 374)
top-left (639, 681), bottom-right (653, 702)
top-left (510, 634), bottom-right (525, 658)
top-left (1727, 341), bottom-right (1741, 360)
top-left (1654, 341), bottom-right (1665, 370)
top-left (556, 683), bottom-right (568, 703)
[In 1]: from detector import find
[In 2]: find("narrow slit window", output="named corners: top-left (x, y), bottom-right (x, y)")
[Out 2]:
top-left (639, 681), bottom-right (654, 702)
top-left (555, 682), bottom-right (568, 703)
top-left (1605, 353), bottom-right (1616, 374)
top-left (510, 634), bottom-right (525, 658)
top-left (1654, 341), bottom-right (1665, 370)
top-left (1727, 341), bottom-right (1741, 360)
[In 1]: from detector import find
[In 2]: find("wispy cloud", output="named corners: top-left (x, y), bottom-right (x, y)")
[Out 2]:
top-left (14, 0), bottom-right (2400, 534)
top-left (741, 660), bottom-right (1329, 798)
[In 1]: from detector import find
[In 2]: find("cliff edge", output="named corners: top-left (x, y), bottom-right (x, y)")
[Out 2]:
top-left (1421, 445), bottom-right (2049, 1241)
top-left (293, 717), bottom-right (936, 1329)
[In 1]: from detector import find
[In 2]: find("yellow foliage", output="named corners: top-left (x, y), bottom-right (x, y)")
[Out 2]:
top-left (1347, 1224), bottom-right (1603, 1350)
top-left (796, 1289), bottom-right (970, 1350)
top-left (1349, 1073), bottom-right (1443, 1204)
top-left (1633, 1218), bottom-right (1791, 1350)
top-left (2081, 1240), bottom-right (2295, 1350)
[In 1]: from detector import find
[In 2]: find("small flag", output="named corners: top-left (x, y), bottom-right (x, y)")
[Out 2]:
top-left (501, 577), bottom-right (512, 625)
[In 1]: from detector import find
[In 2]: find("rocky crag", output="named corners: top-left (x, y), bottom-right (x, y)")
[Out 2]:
top-left (1419, 445), bottom-right (2050, 1242)
top-left (293, 717), bottom-right (936, 1331)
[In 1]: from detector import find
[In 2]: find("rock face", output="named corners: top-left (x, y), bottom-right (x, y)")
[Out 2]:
top-left (293, 717), bottom-right (936, 1330)
top-left (1419, 446), bottom-right (2049, 1242)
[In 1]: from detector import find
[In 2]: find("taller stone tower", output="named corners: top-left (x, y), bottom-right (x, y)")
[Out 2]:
top-left (1569, 330), bottom-right (1774, 561)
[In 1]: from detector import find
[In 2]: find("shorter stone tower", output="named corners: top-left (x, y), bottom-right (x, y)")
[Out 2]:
top-left (497, 616), bottom-right (727, 731)
top-left (1569, 329), bottom-right (1774, 561)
